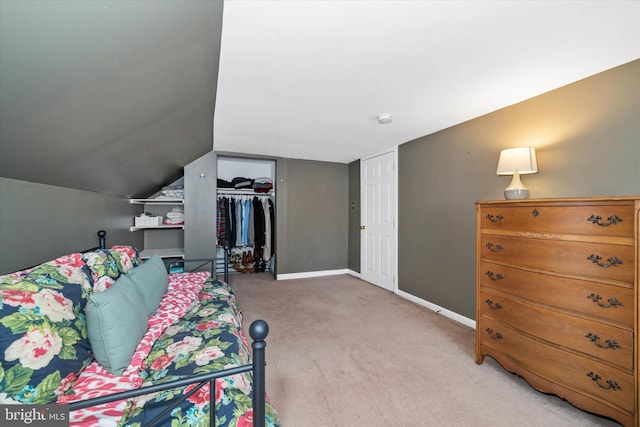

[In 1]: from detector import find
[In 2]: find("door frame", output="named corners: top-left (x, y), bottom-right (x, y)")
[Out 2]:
top-left (360, 147), bottom-right (398, 293)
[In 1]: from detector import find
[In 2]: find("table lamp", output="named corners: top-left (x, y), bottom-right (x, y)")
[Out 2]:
top-left (496, 147), bottom-right (538, 199)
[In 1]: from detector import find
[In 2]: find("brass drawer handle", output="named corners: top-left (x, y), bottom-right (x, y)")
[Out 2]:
top-left (485, 243), bottom-right (503, 252)
top-left (486, 214), bottom-right (504, 223)
top-left (485, 328), bottom-right (503, 340)
top-left (485, 271), bottom-right (503, 281)
top-left (586, 214), bottom-right (623, 227)
top-left (485, 299), bottom-right (503, 310)
top-left (586, 254), bottom-right (623, 268)
top-left (586, 293), bottom-right (623, 308)
top-left (584, 333), bottom-right (621, 350)
top-left (586, 372), bottom-right (623, 391)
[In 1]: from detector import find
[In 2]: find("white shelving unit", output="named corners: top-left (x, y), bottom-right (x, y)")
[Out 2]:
top-left (129, 198), bottom-right (184, 205)
top-left (129, 196), bottom-right (185, 260)
top-left (129, 224), bottom-right (184, 232)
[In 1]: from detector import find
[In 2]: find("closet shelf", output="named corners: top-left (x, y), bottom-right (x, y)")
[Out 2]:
top-left (217, 189), bottom-right (273, 196)
top-left (130, 224), bottom-right (185, 232)
top-left (129, 198), bottom-right (184, 205)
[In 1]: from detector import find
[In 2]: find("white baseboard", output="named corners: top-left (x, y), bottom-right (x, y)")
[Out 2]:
top-left (276, 269), bottom-right (350, 280)
top-left (346, 269), bottom-right (361, 278)
top-left (396, 289), bottom-right (476, 330)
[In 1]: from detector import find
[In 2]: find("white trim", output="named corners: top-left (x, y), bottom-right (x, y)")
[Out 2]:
top-left (347, 269), bottom-right (361, 278)
top-left (393, 146), bottom-right (398, 294)
top-left (277, 269), bottom-right (350, 280)
top-left (396, 289), bottom-right (477, 329)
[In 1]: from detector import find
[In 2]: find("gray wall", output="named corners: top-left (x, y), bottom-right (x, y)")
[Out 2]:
top-left (184, 151), bottom-right (218, 259)
top-left (397, 60), bottom-right (640, 320)
top-left (0, 177), bottom-right (142, 274)
top-left (276, 158), bottom-right (349, 275)
top-left (348, 160), bottom-right (361, 272)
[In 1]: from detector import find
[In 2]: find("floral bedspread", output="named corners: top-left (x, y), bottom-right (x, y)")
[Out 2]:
top-left (60, 271), bottom-right (209, 425)
top-left (63, 272), bottom-right (279, 427)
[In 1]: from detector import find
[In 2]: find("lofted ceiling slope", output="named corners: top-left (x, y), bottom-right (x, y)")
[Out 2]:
top-left (0, 0), bottom-right (223, 198)
top-left (1, 1), bottom-right (639, 199)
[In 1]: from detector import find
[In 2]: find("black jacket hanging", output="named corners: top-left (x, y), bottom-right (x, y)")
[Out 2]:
top-left (253, 196), bottom-right (265, 249)
top-left (229, 198), bottom-right (237, 248)
top-left (268, 199), bottom-right (275, 256)
top-left (219, 197), bottom-right (229, 249)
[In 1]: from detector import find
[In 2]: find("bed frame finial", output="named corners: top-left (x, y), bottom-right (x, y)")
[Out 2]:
top-left (97, 230), bottom-right (106, 249)
top-left (249, 319), bottom-right (269, 342)
top-left (250, 320), bottom-right (269, 427)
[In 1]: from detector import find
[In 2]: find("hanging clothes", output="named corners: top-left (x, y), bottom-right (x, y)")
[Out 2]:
top-left (235, 199), bottom-right (242, 247)
top-left (219, 197), bottom-right (230, 249)
top-left (268, 198), bottom-right (275, 257)
top-left (241, 198), bottom-right (250, 246)
top-left (262, 198), bottom-right (271, 262)
top-left (253, 196), bottom-right (265, 249)
top-left (229, 198), bottom-right (237, 248)
top-left (216, 191), bottom-right (274, 273)
top-left (216, 198), bottom-right (221, 246)
top-left (247, 199), bottom-right (255, 246)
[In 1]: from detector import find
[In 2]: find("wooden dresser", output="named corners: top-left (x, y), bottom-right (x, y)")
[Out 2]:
top-left (475, 196), bottom-right (639, 426)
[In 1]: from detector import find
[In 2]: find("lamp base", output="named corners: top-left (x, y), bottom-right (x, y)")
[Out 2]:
top-left (503, 172), bottom-right (530, 200)
top-left (504, 188), bottom-right (529, 200)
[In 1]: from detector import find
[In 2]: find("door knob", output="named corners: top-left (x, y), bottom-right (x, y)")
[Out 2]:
top-left (360, 225), bottom-right (366, 230)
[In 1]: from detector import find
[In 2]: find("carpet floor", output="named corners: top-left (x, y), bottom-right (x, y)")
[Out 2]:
top-left (230, 272), bottom-right (621, 427)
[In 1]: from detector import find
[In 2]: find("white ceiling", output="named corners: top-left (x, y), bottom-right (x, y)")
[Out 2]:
top-left (213, 0), bottom-right (640, 164)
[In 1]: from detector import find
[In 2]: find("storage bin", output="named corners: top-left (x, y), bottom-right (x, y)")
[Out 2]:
top-left (134, 215), bottom-right (163, 227)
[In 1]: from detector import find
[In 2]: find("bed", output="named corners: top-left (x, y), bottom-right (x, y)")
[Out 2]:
top-left (0, 231), bottom-right (279, 427)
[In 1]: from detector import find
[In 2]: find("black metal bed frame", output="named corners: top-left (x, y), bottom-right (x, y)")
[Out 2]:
top-left (66, 231), bottom-right (269, 427)
top-left (68, 320), bottom-right (269, 427)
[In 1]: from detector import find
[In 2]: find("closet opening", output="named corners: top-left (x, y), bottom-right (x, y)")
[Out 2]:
top-left (216, 156), bottom-right (276, 280)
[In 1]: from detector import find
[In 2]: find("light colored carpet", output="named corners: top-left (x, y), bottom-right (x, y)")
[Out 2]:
top-left (230, 273), bottom-right (621, 427)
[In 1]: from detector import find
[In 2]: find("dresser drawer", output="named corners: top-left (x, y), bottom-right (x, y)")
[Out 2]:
top-left (479, 317), bottom-right (635, 413)
top-left (480, 262), bottom-right (634, 326)
top-left (480, 205), bottom-right (635, 237)
top-left (479, 290), bottom-right (633, 370)
top-left (481, 235), bottom-right (635, 283)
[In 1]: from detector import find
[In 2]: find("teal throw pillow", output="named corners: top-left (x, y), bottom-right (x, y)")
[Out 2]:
top-left (86, 274), bottom-right (148, 375)
top-left (126, 255), bottom-right (168, 315)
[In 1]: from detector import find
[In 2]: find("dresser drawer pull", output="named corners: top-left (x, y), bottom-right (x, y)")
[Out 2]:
top-left (486, 214), bottom-right (504, 222)
top-left (586, 214), bottom-right (623, 227)
top-left (484, 299), bottom-right (503, 310)
top-left (532, 208), bottom-right (539, 217)
top-left (485, 243), bottom-right (503, 252)
top-left (485, 328), bottom-right (503, 340)
top-left (586, 254), bottom-right (623, 268)
top-left (586, 372), bottom-right (623, 391)
top-left (587, 293), bottom-right (623, 308)
top-left (584, 333), bottom-right (622, 350)
top-left (485, 271), bottom-right (503, 281)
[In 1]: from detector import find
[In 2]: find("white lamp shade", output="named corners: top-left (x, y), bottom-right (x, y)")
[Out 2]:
top-left (496, 147), bottom-right (538, 175)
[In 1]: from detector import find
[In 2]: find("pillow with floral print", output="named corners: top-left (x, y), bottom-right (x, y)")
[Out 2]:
top-left (0, 254), bottom-right (94, 404)
top-left (81, 246), bottom-right (141, 293)
top-left (81, 250), bottom-right (122, 293)
top-left (106, 246), bottom-right (141, 274)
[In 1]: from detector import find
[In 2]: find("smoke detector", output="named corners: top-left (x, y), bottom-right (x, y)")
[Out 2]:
top-left (377, 113), bottom-right (393, 124)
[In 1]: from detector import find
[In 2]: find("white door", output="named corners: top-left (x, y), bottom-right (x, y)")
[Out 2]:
top-left (360, 150), bottom-right (396, 292)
